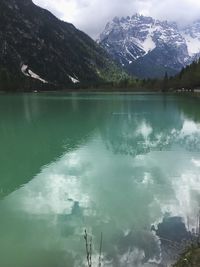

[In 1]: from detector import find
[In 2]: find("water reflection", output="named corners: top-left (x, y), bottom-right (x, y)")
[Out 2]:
top-left (0, 93), bottom-right (107, 197)
top-left (0, 94), bottom-right (200, 267)
top-left (100, 97), bottom-right (200, 155)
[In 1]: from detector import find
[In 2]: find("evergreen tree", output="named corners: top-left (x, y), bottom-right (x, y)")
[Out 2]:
top-left (162, 72), bottom-right (169, 92)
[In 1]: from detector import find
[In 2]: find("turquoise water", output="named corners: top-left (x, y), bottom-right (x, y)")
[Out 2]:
top-left (0, 93), bottom-right (200, 266)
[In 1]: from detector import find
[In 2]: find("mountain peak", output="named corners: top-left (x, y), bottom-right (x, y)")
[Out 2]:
top-left (99, 14), bottom-right (200, 78)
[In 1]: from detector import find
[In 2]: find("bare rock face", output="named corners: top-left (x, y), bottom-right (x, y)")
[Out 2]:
top-left (99, 14), bottom-right (200, 78)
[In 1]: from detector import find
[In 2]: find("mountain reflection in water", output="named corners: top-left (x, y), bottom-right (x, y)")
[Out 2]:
top-left (0, 93), bottom-right (200, 267)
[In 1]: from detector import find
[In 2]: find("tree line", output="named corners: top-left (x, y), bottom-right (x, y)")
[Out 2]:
top-left (1, 59), bottom-right (200, 92)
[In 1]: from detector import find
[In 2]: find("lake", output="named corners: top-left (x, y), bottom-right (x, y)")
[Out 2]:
top-left (0, 93), bottom-right (200, 267)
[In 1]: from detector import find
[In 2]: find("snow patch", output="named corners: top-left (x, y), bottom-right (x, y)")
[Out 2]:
top-left (142, 35), bottom-right (156, 54)
top-left (182, 33), bottom-right (200, 56)
top-left (21, 64), bottom-right (48, 83)
top-left (68, 75), bottom-right (79, 84)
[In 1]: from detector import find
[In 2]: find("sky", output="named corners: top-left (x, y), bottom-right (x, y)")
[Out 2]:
top-left (33, 0), bottom-right (200, 39)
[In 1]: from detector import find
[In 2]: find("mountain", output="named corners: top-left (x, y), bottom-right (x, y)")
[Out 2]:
top-left (0, 0), bottom-right (123, 91)
top-left (181, 20), bottom-right (200, 60)
top-left (137, 57), bottom-right (200, 92)
top-left (99, 14), bottom-right (200, 79)
top-left (167, 59), bottom-right (200, 90)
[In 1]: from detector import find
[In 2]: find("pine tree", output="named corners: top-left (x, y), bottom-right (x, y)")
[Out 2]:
top-left (162, 72), bottom-right (168, 92)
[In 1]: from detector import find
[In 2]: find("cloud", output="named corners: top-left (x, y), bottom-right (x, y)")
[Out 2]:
top-left (33, 0), bottom-right (200, 39)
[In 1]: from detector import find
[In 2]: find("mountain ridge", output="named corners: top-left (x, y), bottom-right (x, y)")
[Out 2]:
top-left (99, 14), bottom-right (200, 78)
top-left (0, 0), bottom-right (124, 91)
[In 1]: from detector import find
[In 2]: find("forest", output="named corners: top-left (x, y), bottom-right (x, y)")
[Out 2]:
top-left (1, 59), bottom-right (200, 92)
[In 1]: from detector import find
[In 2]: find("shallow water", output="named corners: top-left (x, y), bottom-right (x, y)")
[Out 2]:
top-left (0, 93), bottom-right (200, 267)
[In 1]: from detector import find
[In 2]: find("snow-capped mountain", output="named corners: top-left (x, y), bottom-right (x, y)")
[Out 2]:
top-left (99, 14), bottom-right (200, 78)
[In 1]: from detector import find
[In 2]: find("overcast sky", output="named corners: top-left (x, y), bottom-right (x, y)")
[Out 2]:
top-left (33, 0), bottom-right (200, 39)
